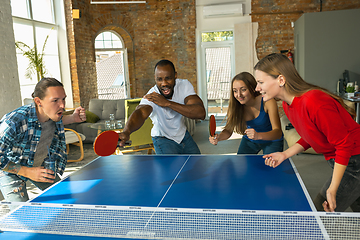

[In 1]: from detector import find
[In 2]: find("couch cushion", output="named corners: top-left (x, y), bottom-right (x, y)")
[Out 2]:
top-left (89, 99), bottom-right (126, 120)
top-left (86, 110), bottom-right (100, 123)
top-left (65, 131), bottom-right (86, 144)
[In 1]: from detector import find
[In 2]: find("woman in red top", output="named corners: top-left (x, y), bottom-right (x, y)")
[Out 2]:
top-left (254, 53), bottom-right (360, 212)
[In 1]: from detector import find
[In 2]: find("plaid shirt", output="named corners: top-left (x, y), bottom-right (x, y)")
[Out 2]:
top-left (0, 103), bottom-right (67, 180)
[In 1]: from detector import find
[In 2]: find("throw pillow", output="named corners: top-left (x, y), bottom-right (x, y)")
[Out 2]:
top-left (86, 110), bottom-right (100, 123)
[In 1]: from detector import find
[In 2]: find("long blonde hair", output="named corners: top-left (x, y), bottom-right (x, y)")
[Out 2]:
top-left (224, 72), bottom-right (260, 135)
top-left (254, 53), bottom-right (355, 118)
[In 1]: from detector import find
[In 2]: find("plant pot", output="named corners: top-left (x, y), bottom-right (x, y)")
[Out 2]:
top-left (346, 92), bottom-right (355, 98)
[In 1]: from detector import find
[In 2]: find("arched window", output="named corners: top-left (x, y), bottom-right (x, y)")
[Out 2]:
top-left (95, 31), bottom-right (130, 99)
top-left (95, 32), bottom-right (123, 49)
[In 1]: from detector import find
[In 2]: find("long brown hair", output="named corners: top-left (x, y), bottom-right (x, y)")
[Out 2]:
top-left (224, 72), bottom-right (260, 135)
top-left (254, 53), bottom-right (355, 118)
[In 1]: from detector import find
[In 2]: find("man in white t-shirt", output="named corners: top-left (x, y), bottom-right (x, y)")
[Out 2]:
top-left (119, 59), bottom-right (206, 154)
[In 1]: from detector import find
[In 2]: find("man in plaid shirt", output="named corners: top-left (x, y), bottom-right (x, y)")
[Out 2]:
top-left (0, 78), bottom-right (86, 202)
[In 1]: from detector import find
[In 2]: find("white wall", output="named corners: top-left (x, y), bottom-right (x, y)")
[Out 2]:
top-left (0, 0), bottom-right (22, 117)
top-left (234, 22), bottom-right (258, 75)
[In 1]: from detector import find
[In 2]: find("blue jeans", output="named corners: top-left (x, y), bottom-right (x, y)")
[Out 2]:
top-left (152, 131), bottom-right (201, 154)
top-left (0, 172), bottom-right (61, 203)
top-left (237, 137), bottom-right (284, 154)
top-left (314, 155), bottom-right (360, 212)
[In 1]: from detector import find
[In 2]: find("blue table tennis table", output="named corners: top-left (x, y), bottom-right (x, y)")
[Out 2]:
top-left (0, 154), bottom-right (330, 239)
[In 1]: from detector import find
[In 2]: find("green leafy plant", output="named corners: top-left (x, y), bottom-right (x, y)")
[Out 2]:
top-left (346, 86), bottom-right (355, 93)
top-left (15, 31), bottom-right (51, 81)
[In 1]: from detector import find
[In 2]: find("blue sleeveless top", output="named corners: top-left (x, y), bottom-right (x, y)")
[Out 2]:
top-left (244, 99), bottom-right (283, 143)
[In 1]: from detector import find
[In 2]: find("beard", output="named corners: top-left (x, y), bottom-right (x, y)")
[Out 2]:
top-left (156, 81), bottom-right (176, 99)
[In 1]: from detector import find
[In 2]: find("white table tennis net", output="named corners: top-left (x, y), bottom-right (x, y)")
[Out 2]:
top-left (1, 202), bottom-right (360, 239)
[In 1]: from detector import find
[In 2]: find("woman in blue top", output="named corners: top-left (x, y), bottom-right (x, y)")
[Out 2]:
top-left (209, 72), bottom-right (283, 154)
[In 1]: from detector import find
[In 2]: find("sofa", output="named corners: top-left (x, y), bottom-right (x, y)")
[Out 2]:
top-left (65, 99), bottom-right (127, 143)
top-left (65, 98), bottom-right (196, 143)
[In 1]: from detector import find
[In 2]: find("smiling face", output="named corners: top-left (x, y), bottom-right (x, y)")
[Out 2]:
top-left (255, 70), bottom-right (282, 102)
top-left (35, 86), bottom-right (66, 122)
top-left (232, 80), bottom-right (253, 105)
top-left (154, 64), bottom-right (177, 99)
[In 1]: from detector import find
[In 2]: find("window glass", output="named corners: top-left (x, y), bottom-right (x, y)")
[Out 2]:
top-left (16, 54), bottom-right (36, 85)
top-left (13, 22), bottom-right (34, 51)
top-left (20, 85), bottom-right (37, 102)
top-left (31, 0), bottom-right (54, 23)
top-left (35, 26), bottom-right (58, 55)
top-left (103, 32), bottom-right (112, 41)
top-left (95, 41), bottom-right (104, 49)
top-left (11, 0), bottom-right (29, 19)
top-left (96, 33), bottom-right (104, 41)
top-left (43, 55), bottom-right (61, 80)
top-left (95, 32), bottom-right (123, 49)
top-left (104, 41), bottom-right (112, 49)
top-left (112, 40), bottom-right (122, 48)
top-left (202, 31), bottom-right (234, 42)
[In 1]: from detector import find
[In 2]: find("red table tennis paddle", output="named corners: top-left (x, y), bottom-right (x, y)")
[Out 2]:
top-left (209, 115), bottom-right (216, 137)
top-left (93, 130), bottom-right (131, 156)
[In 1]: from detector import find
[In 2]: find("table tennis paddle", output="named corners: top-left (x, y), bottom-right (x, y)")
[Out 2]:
top-left (209, 115), bottom-right (216, 137)
top-left (93, 130), bottom-right (131, 156)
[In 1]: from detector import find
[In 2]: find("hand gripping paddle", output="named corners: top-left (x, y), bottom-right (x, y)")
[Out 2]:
top-left (93, 130), bottom-right (131, 156)
top-left (209, 115), bottom-right (216, 137)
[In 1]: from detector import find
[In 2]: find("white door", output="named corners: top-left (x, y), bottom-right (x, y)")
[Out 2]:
top-left (200, 31), bottom-right (235, 119)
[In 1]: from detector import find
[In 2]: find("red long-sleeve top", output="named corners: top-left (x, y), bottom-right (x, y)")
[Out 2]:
top-left (283, 90), bottom-right (360, 166)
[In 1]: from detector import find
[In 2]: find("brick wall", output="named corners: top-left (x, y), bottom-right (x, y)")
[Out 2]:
top-left (66, 0), bottom-right (196, 108)
top-left (0, 0), bottom-right (22, 117)
top-left (251, 0), bottom-right (360, 60)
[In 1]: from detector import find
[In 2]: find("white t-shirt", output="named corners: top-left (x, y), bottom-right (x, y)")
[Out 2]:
top-left (139, 79), bottom-right (196, 144)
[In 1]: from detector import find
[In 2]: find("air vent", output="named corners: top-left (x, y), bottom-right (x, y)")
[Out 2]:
top-left (203, 3), bottom-right (244, 18)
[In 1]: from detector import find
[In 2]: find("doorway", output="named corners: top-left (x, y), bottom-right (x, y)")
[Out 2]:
top-left (201, 31), bottom-right (235, 119)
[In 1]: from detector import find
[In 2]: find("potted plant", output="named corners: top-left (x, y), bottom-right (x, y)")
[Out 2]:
top-left (346, 82), bottom-right (355, 97)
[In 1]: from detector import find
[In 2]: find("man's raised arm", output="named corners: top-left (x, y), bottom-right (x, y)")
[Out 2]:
top-left (168, 94), bottom-right (205, 120)
top-left (118, 105), bottom-right (153, 146)
top-left (144, 93), bottom-right (205, 120)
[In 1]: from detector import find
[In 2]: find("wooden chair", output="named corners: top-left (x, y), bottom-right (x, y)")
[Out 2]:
top-left (65, 128), bottom-right (86, 162)
top-left (120, 98), bottom-right (155, 154)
